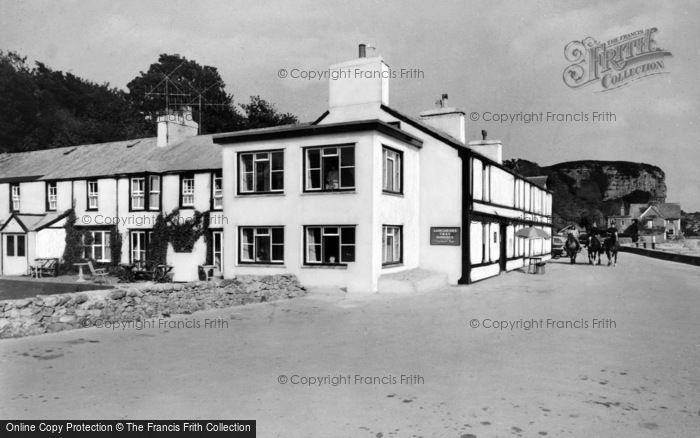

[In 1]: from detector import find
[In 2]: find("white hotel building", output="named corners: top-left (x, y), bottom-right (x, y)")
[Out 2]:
top-left (0, 48), bottom-right (552, 292)
top-left (213, 49), bottom-right (552, 292)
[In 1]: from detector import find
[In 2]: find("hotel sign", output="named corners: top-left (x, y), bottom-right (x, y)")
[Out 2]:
top-left (430, 227), bottom-right (461, 246)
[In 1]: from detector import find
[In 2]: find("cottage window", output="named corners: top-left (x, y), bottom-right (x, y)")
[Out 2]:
top-left (5, 234), bottom-right (25, 257)
top-left (305, 226), bottom-right (355, 264)
top-left (382, 147), bottom-right (402, 193)
top-left (211, 231), bottom-right (223, 270)
top-left (239, 227), bottom-right (284, 263)
top-left (212, 172), bottom-right (223, 209)
top-left (304, 145), bottom-right (354, 191)
top-left (239, 151), bottom-right (283, 194)
top-left (83, 230), bottom-right (111, 262)
top-left (181, 175), bottom-right (195, 207)
top-left (10, 183), bottom-right (20, 211)
top-left (87, 180), bottom-right (98, 210)
top-left (149, 175), bottom-right (161, 210)
top-left (131, 177), bottom-right (145, 210)
top-left (130, 230), bottom-right (149, 262)
top-left (47, 182), bottom-right (57, 211)
top-left (382, 225), bottom-right (402, 265)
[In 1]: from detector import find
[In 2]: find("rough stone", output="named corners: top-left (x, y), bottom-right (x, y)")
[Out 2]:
top-left (109, 290), bottom-right (127, 300)
top-left (1, 274), bottom-right (306, 338)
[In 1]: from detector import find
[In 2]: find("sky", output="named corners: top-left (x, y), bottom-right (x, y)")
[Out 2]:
top-left (1, 0), bottom-right (699, 211)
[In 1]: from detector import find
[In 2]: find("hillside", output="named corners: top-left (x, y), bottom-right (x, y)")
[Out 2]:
top-left (504, 159), bottom-right (667, 230)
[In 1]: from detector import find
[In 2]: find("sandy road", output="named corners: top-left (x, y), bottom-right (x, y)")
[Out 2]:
top-left (1, 253), bottom-right (699, 437)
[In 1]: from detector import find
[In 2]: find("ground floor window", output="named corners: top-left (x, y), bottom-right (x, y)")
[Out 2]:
top-left (5, 234), bottom-right (26, 257)
top-left (211, 231), bottom-right (223, 270)
top-left (239, 227), bottom-right (284, 264)
top-left (83, 230), bottom-right (111, 262)
top-left (130, 230), bottom-right (150, 263)
top-left (470, 220), bottom-right (500, 264)
top-left (305, 226), bottom-right (355, 264)
top-left (382, 225), bottom-right (402, 265)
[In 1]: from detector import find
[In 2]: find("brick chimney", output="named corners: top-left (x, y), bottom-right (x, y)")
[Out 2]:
top-left (419, 94), bottom-right (466, 143)
top-left (324, 44), bottom-right (389, 122)
top-left (157, 106), bottom-right (199, 147)
top-left (468, 130), bottom-right (503, 164)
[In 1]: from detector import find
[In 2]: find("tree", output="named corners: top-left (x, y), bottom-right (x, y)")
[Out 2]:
top-left (126, 53), bottom-right (242, 134)
top-left (0, 51), bottom-right (151, 153)
top-left (239, 95), bottom-right (298, 129)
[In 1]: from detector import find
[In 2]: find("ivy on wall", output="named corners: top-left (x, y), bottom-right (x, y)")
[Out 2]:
top-left (61, 209), bottom-right (83, 271)
top-left (108, 225), bottom-right (122, 267)
top-left (146, 209), bottom-right (210, 261)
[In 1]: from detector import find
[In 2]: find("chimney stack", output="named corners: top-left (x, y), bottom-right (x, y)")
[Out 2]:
top-left (157, 106), bottom-right (199, 147)
top-left (359, 44), bottom-right (366, 58)
top-left (419, 94), bottom-right (466, 143)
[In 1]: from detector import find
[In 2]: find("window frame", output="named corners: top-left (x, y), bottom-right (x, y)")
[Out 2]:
top-left (212, 171), bottom-right (223, 210)
top-left (211, 230), bottom-right (223, 270)
top-left (148, 175), bottom-right (161, 211)
top-left (82, 229), bottom-right (111, 263)
top-left (382, 146), bottom-right (403, 194)
top-left (86, 180), bottom-right (99, 211)
top-left (129, 174), bottom-right (161, 212)
top-left (238, 226), bottom-right (284, 265)
top-left (129, 230), bottom-right (150, 263)
top-left (5, 234), bottom-right (26, 257)
top-left (302, 144), bottom-right (355, 193)
top-left (46, 181), bottom-right (58, 211)
top-left (382, 225), bottom-right (403, 266)
top-left (179, 173), bottom-right (195, 208)
top-left (10, 183), bottom-right (20, 212)
top-left (130, 177), bottom-right (146, 211)
top-left (237, 150), bottom-right (284, 195)
top-left (303, 225), bottom-right (356, 265)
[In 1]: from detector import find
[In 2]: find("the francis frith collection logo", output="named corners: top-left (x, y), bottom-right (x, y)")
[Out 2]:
top-left (563, 27), bottom-right (672, 91)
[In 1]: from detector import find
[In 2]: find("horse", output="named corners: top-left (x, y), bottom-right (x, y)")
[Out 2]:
top-left (564, 234), bottom-right (580, 264)
top-left (587, 234), bottom-right (604, 265)
top-left (603, 236), bottom-right (619, 266)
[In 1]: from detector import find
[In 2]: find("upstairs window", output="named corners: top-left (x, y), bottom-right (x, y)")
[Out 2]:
top-left (304, 145), bottom-right (354, 191)
top-left (239, 150), bottom-right (283, 194)
top-left (212, 172), bottom-right (223, 209)
top-left (47, 182), bottom-right (57, 211)
top-left (130, 177), bottom-right (145, 210)
top-left (149, 175), bottom-right (161, 211)
top-left (87, 180), bottom-right (98, 210)
top-left (10, 183), bottom-right (20, 212)
top-left (180, 174), bottom-right (195, 207)
top-left (382, 147), bottom-right (402, 194)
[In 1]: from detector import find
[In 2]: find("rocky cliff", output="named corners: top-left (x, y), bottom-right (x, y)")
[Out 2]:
top-left (504, 159), bottom-right (667, 230)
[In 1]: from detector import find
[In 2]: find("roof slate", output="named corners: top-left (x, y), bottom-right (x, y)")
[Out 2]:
top-left (0, 135), bottom-right (222, 181)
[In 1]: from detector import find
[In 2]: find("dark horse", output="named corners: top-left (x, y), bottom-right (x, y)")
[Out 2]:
top-left (603, 235), bottom-right (619, 266)
top-left (588, 234), bottom-right (604, 265)
top-left (564, 234), bottom-right (580, 264)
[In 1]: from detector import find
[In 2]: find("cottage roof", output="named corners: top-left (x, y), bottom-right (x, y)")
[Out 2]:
top-left (0, 134), bottom-right (222, 182)
top-left (0, 212), bottom-right (68, 232)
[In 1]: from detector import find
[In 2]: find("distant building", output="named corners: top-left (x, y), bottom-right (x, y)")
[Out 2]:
top-left (607, 202), bottom-right (682, 240)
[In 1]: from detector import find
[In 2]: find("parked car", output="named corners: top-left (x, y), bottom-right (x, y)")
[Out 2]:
top-left (552, 236), bottom-right (566, 258)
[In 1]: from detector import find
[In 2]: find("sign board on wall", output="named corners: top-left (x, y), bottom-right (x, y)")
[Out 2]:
top-left (430, 227), bottom-right (461, 246)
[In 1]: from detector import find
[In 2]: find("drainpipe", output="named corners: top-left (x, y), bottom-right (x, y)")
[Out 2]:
top-left (458, 147), bottom-right (471, 284)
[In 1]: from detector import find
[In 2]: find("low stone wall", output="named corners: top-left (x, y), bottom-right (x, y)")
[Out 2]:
top-left (0, 274), bottom-right (306, 339)
top-left (620, 246), bottom-right (700, 266)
